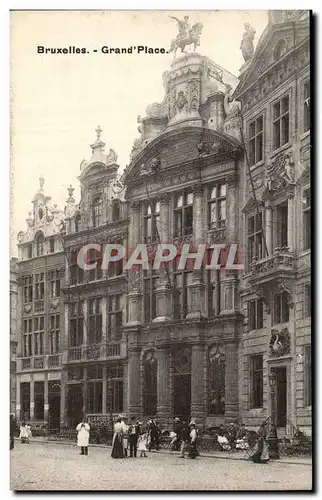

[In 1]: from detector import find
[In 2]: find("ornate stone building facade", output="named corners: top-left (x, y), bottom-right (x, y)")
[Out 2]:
top-left (233, 10), bottom-right (311, 434)
top-left (14, 11), bottom-right (311, 435)
top-left (123, 52), bottom-right (244, 428)
top-left (60, 129), bottom-right (128, 428)
top-left (15, 179), bottom-right (65, 430)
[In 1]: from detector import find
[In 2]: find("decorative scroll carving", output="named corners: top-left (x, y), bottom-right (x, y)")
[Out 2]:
top-left (269, 327), bottom-right (291, 357)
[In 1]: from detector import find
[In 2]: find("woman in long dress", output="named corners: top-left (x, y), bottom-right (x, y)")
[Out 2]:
top-left (250, 421), bottom-right (269, 463)
top-left (188, 423), bottom-right (199, 459)
top-left (111, 417), bottom-right (124, 459)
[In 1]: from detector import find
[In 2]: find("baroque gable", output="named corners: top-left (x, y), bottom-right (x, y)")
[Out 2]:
top-left (234, 20), bottom-right (309, 108)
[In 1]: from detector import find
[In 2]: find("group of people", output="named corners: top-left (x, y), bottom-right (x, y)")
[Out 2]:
top-left (111, 416), bottom-right (160, 459)
top-left (10, 414), bottom-right (32, 450)
top-left (170, 417), bottom-right (199, 459)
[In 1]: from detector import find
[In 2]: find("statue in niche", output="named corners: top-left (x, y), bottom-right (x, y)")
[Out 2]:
top-left (280, 154), bottom-right (295, 184)
top-left (240, 23), bottom-right (256, 62)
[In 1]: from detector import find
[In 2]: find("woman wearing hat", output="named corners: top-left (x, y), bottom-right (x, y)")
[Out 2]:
top-left (250, 421), bottom-right (269, 463)
top-left (188, 421), bottom-right (199, 459)
top-left (111, 416), bottom-right (125, 459)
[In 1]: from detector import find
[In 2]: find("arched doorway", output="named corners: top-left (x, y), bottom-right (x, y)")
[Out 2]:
top-left (143, 351), bottom-right (157, 417)
top-left (67, 384), bottom-right (83, 428)
top-left (173, 347), bottom-right (191, 421)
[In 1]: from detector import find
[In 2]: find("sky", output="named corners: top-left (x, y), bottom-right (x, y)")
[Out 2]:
top-left (10, 10), bottom-right (268, 256)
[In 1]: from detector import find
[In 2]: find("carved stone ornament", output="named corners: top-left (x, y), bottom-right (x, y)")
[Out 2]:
top-left (50, 298), bottom-right (60, 310)
top-left (175, 90), bottom-right (188, 112)
top-left (276, 279), bottom-right (294, 309)
top-left (107, 148), bottom-right (118, 165)
top-left (128, 270), bottom-right (141, 289)
top-left (269, 327), bottom-right (291, 357)
top-left (24, 304), bottom-right (32, 314)
top-left (264, 153), bottom-right (296, 194)
top-left (197, 140), bottom-right (224, 157)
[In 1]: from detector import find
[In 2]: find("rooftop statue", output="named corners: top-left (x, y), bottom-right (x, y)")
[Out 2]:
top-left (240, 23), bottom-right (256, 62)
top-left (169, 15), bottom-right (203, 57)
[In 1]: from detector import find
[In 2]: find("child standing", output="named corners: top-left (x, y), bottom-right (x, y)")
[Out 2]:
top-left (137, 430), bottom-right (148, 457)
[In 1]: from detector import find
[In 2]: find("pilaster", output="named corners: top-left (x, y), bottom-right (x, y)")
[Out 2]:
top-left (44, 372), bottom-right (49, 423)
top-left (225, 341), bottom-right (239, 422)
top-left (102, 366), bottom-right (107, 414)
top-left (225, 173), bottom-right (238, 242)
top-left (128, 346), bottom-right (141, 418)
top-left (156, 347), bottom-right (171, 426)
top-left (265, 202), bottom-right (273, 255)
top-left (191, 344), bottom-right (206, 425)
top-left (16, 376), bottom-right (21, 422)
top-left (30, 374), bottom-right (35, 421)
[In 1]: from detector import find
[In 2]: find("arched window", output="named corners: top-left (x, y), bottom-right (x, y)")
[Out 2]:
top-left (74, 213), bottom-right (81, 233)
top-left (143, 351), bottom-right (157, 416)
top-left (208, 345), bottom-right (226, 415)
top-left (274, 39), bottom-right (287, 61)
top-left (35, 232), bottom-right (44, 256)
top-left (92, 197), bottom-right (103, 228)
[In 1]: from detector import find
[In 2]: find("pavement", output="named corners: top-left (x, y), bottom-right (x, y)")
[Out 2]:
top-left (10, 440), bottom-right (313, 491)
top-left (14, 436), bottom-right (312, 466)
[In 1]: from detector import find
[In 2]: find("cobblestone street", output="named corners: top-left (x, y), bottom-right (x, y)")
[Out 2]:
top-left (10, 442), bottom-right (312, 491)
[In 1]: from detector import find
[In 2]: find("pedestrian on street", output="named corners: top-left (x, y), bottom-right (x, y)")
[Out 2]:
top-left (178, 420), bottom-right (190, 458)
top-left (10, 413), bottom-right (17, 450)
top-left (249, 421), bottom-right (269, 464)
top-left (128, 416), bottom-right (140, 458)
top-left (19, 422), bottom-right (31, 444)
top-left (188, 422), bottom-right (199, 459)
top-left (138, 429), bottom-right (148, 457)
top-left (148, 418), bottom-right (160, 451)
top-left (121, 416), bottom-right (129, 457)
top-left (111, 416), bottom-right (125, 459)
top-left (76, 419), bottom-right (90, 455)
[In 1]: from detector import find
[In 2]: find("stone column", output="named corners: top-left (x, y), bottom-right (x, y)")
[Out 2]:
top-left (16, 376), bottom-right (21, 422)
top-left (225, 341), bottom-right (239, 422)
top-left (44, 372), bottom-right (49, 423)
top-left (126, 202), bottom-right (142, 327)
top-left (30, 374), bottom-right (35, 421)
top-left (102, 366), bottom-right (107, 414)
top-left (225, 173), bottom-right (238, 242)
top-left (190, 344), bottom-right (205, 425)
top-left (265, 202), bottom-right (273, 256)
top-left (82, 300), bottom-right (88, 347)
top-left (156, 347), bottom-right (171, 426)
top-left (208, 94), bottom-right (225, 130)
top-left (153, 195), bottom-right (172, 323)
top-left (82, 366), bottom-right (88, 419)
top-left (187, 185), bottom-right (206, 319)
top-left (128, 347), bottom-right (141, 417)
top-left (287, 193), bottom-right (295, 252)
top-left (221, 270), bottom-right (238, 314)
top-left (60, 370), bottom-right (67, 428)
top-left (122, 362), bottom-right (129, 415)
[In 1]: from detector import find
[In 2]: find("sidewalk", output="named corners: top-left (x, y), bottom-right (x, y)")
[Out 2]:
top-left (15, 437), bottom-right (312, 466)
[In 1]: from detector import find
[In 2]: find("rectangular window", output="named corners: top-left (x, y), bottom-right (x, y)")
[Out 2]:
top-left (107, 295), bottom-right (123, 340)
top-left (49, 314), bottom-right (60, 354)
top-left (87, 381), bottom-right (103, 414)
top-left (173, 192), bottom-right (193, 238)
top-left (33, 316), bottom-right (44, 355)
top-left (273, 291), bottom-right (289, 325)
top-left (88, 248), bottom-right (103, 282)
top-left (23, 318), bottom-right (33, 357)
top-left (34, 381), bottom-right (44, 420)
top-left (69, 302), bottom-right (84, 347)
top-left (107, 240), bottom-right (123, 278)
top-left (304, 283), bottom-right (311, 318)
top-left (173, 269), bottom-right (193, 319)
top-left (273, 95), bottom-right (290, 150)
top-left (49, 238), bottom-right (55, 253)
top-left (303, 82), bottom-right (310, 133)
top-left (70, 250), bottom-right (84, 285)
top-left (48, 270), bottom-right (61, 298)
top-left (27, 245), bottom-right (32, 259)
top-left (248, 299), bottom-right (264, 331)
top-left (88, 298), bottom-right (102, 344)
top-left (106, 366), bottom-right (123, 413)
top-left (303, 188), bottom-right (311, 250)
top-left (144, 201), bottom-right (160, 243)
top-left (23, 276), bottom-right (33, 303)
top-left (247, 213), bottom-right (264, 264)
top-left (207, 184), bottom-right (227, 230)
top-left (249, 116), bottom-right (264, 166)
top-left (276, 202), bottom-right (288, 248)
top-left (304, 345), bottom-right (311, 407)
top-left (250, 355), bottom-right (263, 409)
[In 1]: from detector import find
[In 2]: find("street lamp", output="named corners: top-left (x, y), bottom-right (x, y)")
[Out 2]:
top-left (268, 371), bottom-right (279, 459)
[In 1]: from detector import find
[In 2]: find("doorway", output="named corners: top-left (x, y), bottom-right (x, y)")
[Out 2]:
top-left (173, 374), bottom-right (191, 421)
top-left (48, 381), bottom-right (61, 431)
top-left (67, 384), bottom-right (83, 428)
top-left (275, 367), bottom-right (287, 428)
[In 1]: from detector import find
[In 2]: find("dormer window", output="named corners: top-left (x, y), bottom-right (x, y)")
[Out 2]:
top-left (35, 232), bottom-right (44, 256)
top-left (274, 39), bottom-right (287, 61)
top-left (92, 197), bottom-right (103, 228)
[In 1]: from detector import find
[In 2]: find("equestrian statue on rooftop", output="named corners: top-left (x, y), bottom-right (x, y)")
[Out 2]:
top-left (169, 15), bottom-right (203, 56)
